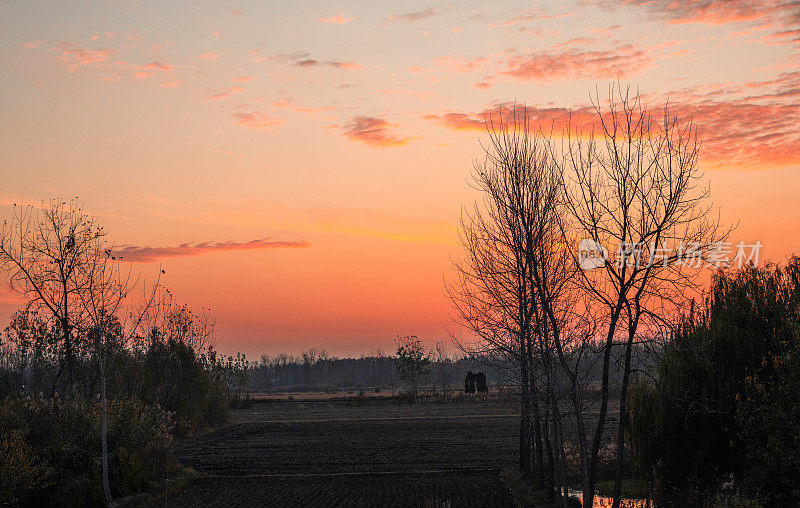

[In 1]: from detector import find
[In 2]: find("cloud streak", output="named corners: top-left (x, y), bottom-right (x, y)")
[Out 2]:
top-left (614, 0), bottom-right (794, 26)
top-left (136, 61), bottom-right (174, 79)
top-left (318, 13), bottom-right (354, 24)
top-left (205, 86), bottom-right (246, 101)
top-left (52, 43), bottom-right (116, 70)
top-left (501, 43), bottom-right (651, 82)
top-left (426, 74), bottom-right (800, 170)
top-left (111, 238), bottom-right (309, 262)
top-left (386, 7), bottom-right (440, 22)
top-left (283, 52), bottom-right (364, 70)
top-left (343, 116), bottom-right (410, 147)
top-left (232, 111), bottom-right (283, 131)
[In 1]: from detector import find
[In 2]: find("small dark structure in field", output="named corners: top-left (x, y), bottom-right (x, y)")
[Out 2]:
top-left (464, 371), bottom-right (476, 394)
top-left (476, 372), bottom-right (488, 394)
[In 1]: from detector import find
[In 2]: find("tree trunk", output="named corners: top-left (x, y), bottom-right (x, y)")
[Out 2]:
top-left (101, 374), bottom-right (112, 503)
top-left (543, 419), bottom-right (555, 500)
top-left (612, 323), bottom-right (637, 508)
top-left (520, 343), bottom-right (532, 479)
top-left (62, 316), bottom-right (74, 398)
top-left (585, 309), bottom-right (622, 508)
top-left (531, 391), bottom-right (545, 489)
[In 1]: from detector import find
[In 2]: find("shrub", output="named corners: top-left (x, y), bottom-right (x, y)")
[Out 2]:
top-left (628, 258), bottom-right (800, 506)
top-left (0, 396), bottom-right (174, 506)
top-left (0, 429), bottom-right (54, 505)
top-left (136, 339), bottom-right (229, 434)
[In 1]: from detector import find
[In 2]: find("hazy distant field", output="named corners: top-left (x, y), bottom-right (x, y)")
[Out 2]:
top-left (130, 398), bottom-right (519, 507)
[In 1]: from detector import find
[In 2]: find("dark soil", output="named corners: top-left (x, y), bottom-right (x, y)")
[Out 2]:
top-left (129, 399), bottom-right (519, 507)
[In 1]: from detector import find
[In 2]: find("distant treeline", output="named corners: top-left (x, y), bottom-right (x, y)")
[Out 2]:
top-left (246, 348), bottom-right (504, 393)
top-left (244, 346), bottom-right (650, 395)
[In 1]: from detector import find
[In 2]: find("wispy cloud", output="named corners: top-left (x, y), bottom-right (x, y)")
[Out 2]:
top-left (482, 7), bottom-right (573, 28)
top-left (232, 111), bottom-right (283, 131)
top-left (52, 43), bottom-right (115, 70)
top-left (249, 49), bottom-right (271, 63)
top-left (386, 7), bottom-right (440, 22)
top-left (410, 55), bottom-right (489, 75)
top-left (342, 116), bottom-right (410, 147)
top-left (424, 103), bottom-right (595, 132)
top-left (135, 61), bottom-right (174, 79)
top-left (111, 238), bottom-right (309, 263)
top-left (270, 97), bottom-right (335, 114)
top-left (205, 86), bottom-right (246, 101)
top-left (609, 0), bottom-right (800, 46)
top-left (613, 0), bottom-right (785, 25)
top-left (280, 52), bottom-right (364, 70)
top-left (318, 13), bottom-right (354, 24)
top-left (197, 52), bottom-right (220, 61)
top-left (426, 73), bottom-right (800, 170)
top-left (501, 43), bottom-right (651, 82)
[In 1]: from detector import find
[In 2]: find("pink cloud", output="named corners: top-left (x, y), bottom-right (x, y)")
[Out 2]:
top-left (19, 41), bottom-right (44, 48)
top-left (285, 53), bottom-right (364, 70)
top-left (249, 49), bottom-right (271, 63)
top-left (431, 55), bottom-right (489, 73)
top-left (617, 0), bottom-right (771, 25)
top-left (270, 97), bottom-right (335, 114)
top-left (198, 52), bottom-right (220, 61)
top-left (501, 44), bottom-right (651, 82)
top-left (614, 0), bottom-right (800, 46)
top-left (426, 74), bottom-right (800, 170)
top-left (762, 29), bottom-right (800, 45)
top-left (328, 61), bottom-right (364, 70)
top-left (52, 43), bottom-right (116, 69)
top-left (205, 86), bottom-right (246, 101)
top-left (318, 13), bottom-right (354, 24)
top-left (135, 61), bottom-right (174, 79)
top-left (343, 116), bottom-right (410, 147)
top-left (234, 75), bottom-right (257, 82)
top-left (111, 238), bottom-right (308, 263)
top-left (386, 7), bottom-right (439, 22)
top-left (482, 8), bottom-right (573, 28)
top-left (233, 111), bottom-right (283, 131)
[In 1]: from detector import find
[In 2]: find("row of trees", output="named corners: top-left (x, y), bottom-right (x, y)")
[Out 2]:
top-left (449, 84), bottom-right (728, 507)
top-left (246, 341), bottom-right (501, 399)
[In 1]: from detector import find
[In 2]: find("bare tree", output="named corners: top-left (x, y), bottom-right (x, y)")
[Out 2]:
top-left (0, 199), bottom-right (163, 502)
top-left (394, 335), bottom-right (431, 403)
top-left (0, 199), bottom-right (102, 395)
top-left (434, 342), bottom-right (453, 394)
top-left (447, 105), bottom-right (567, 487)
top-left (78, 236), bottom-right (161, 503)
top-left (559, 84), bottom-right (729, 507)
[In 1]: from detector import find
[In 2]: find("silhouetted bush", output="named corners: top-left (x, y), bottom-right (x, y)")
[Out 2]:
top-left (135, 339), bottom-right (229, 435)
top-left (628, 257), bottom-right (800, 506)
top-left (0, 396), bottom-right (173, 506)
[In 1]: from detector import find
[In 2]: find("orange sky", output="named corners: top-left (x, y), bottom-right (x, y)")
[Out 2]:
top-left (1, 0), bottom-right (798, 357)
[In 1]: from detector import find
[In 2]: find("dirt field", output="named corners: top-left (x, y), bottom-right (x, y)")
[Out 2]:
top-left (131, 398), bottom-right (519, 507)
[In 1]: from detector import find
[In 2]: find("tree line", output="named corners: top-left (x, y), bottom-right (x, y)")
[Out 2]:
top-left (245, 340), bottom-right (504, 398)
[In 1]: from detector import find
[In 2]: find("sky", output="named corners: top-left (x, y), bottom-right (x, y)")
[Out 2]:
top-left (0, 0), bottom-right (799, 358)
